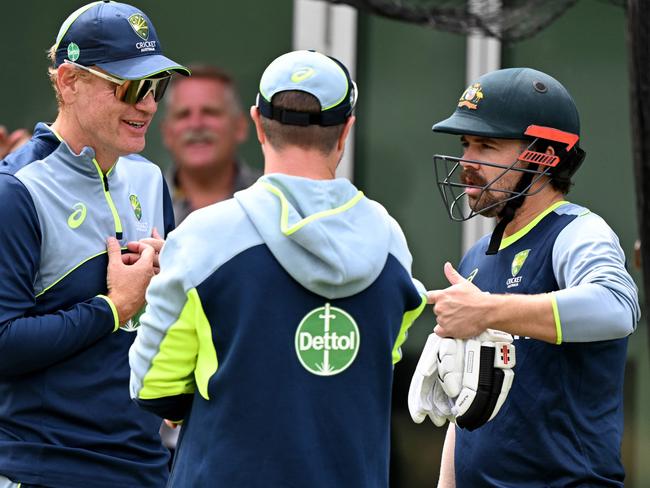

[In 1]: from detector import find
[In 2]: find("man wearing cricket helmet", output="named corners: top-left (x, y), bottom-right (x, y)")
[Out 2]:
top-left (410, 67), bottom-right (640, 487)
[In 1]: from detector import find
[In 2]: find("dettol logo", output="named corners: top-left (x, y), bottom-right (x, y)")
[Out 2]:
top-left (295, 303), bottom-right (360, 376)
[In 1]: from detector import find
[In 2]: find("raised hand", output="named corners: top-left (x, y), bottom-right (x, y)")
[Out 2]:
top-left (427, 262), bottom-right (487, 339)
top-left (106, 237), bottom-right (156, 325)
top-left (122, 227), bottom-right (164, 273)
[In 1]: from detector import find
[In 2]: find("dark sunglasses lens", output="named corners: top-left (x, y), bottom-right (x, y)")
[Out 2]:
top-left (152, 76), bottom-right (171, 103)
top-left (116, 80), bottom-right (144, 105)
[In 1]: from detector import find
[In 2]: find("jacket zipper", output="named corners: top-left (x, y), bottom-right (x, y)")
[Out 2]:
top-left (93, 159), bottom-right (123, 240)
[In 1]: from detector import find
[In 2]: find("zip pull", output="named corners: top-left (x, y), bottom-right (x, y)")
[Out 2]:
top-left (103, 174), bottom-right (109, 191)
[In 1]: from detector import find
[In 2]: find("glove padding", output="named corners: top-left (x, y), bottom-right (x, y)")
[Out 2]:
top-left (408, 329), bottom-right (516, 431)
top-left (407, 333), bottom-right (454, 427)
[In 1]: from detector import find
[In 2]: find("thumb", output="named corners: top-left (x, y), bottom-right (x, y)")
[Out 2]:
top-left (443, 262), bottom-right (465, 286)
top-left (151, 227), bottom-right (162, 240)
top-left (426, 290), bottom-right (440, 305)
top-left (106, 237), bottom-right (123, 263)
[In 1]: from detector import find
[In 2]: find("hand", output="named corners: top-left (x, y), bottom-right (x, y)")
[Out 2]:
top-left (122, 228), bottom-right (164, 273)
top-left (0, 126), bottom-right (30, 159)
top-left (164, 419), bottom-right (181, 429)
top-left (409, 330), bottom-right (516, 431)
top-left (427, 262), bottom-right (489, 339)
top-left (106, 236), bottom-right (155, 325)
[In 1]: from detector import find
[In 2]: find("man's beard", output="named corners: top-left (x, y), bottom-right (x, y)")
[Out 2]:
top-left (461, 167), bottom-right (510, 217)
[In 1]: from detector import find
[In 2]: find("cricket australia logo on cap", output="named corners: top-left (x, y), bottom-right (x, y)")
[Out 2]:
top-left (128, 14), bottom-right (149, 40)
top-left (128, 13), bottom-right (157, 52)
top-left (506, 249), bottom-right (530, 289)
top-left (295, 303), bottom-right (360, 376)
top-left (458, 82), bottom-right (484, 110)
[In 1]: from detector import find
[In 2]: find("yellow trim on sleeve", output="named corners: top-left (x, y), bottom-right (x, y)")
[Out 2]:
top-left (139, 288), bottom-right (218, 401)
top-left (392, 294), bottom-right (427, 364)
top-left (260, 182), bottom-right (364, 236)
top-left (550, 293), bottom-right (562, 345)
top-left (499, 200), bottom-right (570, 250)
top-left (193, 288), bottom-right (219, 400)
top-left (97, 294), bottom-right (120, 332)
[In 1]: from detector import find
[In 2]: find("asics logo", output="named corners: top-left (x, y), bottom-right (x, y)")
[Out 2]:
top-left (291, 67), bottom-right (315, 83)
top-left (67, 202), bottom-right (87, 229)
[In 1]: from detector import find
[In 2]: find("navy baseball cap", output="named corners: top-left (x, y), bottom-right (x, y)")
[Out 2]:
top-left (53, 1), bottom-right (190, 80)
top-left (256, 50), bottom-right (357, 126)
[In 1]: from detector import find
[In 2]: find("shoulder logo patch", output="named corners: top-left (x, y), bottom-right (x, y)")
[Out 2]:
top-left (295, 303), bottom-right (360, 376)
top-left (67, 202), bottom-right (87, 229)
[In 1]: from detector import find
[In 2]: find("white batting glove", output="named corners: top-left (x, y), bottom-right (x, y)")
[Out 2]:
top-left (408, 329), bottom-right (516, 430)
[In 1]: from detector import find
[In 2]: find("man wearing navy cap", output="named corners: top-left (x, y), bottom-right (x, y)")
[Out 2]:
top-left (129, 50), bottom-right (427, 487)
top-left (410, 68), bottom-right (639, 486)
top-left (0, 2), bottom-right (189, 487)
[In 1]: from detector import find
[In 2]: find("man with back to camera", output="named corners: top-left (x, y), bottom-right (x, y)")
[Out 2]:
top-left (159, 64), bottom-right (261, 453)
top-left (0, 1), bottom-right (189, 487)
top-left (129, 49), bottom-right (427, 487)
top-left (412, 68), bottom-right (640, 486)
top-left (162, 64), bottom-right (261, 225)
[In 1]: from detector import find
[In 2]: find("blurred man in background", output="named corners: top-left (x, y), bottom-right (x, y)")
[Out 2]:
top-left (162, 65), bottom-right (260, 225)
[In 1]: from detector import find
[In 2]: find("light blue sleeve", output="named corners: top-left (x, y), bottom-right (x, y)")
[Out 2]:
top-left (552, 212), bottom-right (640, 342)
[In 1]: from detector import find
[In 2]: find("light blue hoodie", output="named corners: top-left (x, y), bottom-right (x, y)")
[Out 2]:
top-left (130, 173), bottom-right (426, 488)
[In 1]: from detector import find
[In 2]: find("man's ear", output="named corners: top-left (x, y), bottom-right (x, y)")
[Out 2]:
top-left (57, 64), bottom-right (83, 105)
top-left (337, 115), bottom-right (356, 152)
top-left (249, 106), bottom-right (266, 146)
top-left (56, 64), bottom-right (86, 105)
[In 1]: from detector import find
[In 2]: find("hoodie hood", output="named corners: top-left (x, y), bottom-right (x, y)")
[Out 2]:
top-left (234, 173), bottom-right (395, 299)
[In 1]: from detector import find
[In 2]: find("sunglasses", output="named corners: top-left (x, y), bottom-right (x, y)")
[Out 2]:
top-left (64, 59), bottom-right (171, 105)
